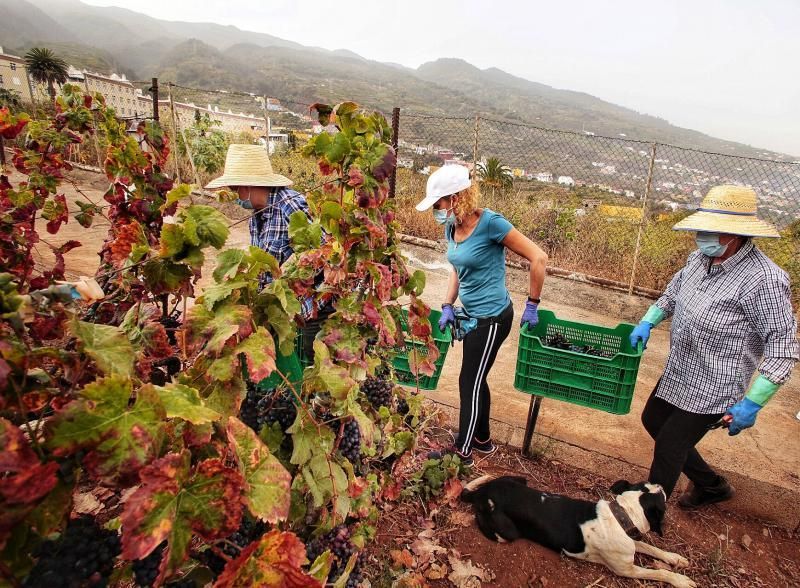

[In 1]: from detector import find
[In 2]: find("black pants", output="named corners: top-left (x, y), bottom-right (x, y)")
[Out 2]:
top-left (641, 383), bottom-right (724, 497)
top-left (455, 302), bottom-right (514, 454)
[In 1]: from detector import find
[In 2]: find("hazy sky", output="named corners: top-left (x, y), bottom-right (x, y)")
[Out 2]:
top-left (82, 0), bottom-right (800, 156)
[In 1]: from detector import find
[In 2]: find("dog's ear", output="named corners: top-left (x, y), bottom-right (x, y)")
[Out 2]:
top-left (639, 491), bottom-right (667, 536)
top-left (610, 480), bottom-right (633, 495)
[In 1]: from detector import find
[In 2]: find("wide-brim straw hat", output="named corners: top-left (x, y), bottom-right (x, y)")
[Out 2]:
top-left (672, 185), bottom-right (780, 238)
top-left (205, 144), bottom-right (292, 189)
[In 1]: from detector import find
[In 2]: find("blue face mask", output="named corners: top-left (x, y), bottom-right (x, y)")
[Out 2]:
top-left (432, 208), bottom-right (450, 225)
top-left (235, 197), bottom-right (254, 210)
top-left (695, 232), bottom-right (728, 257)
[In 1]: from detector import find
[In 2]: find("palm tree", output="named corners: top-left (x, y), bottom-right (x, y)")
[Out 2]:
top-left (477, 157), bottom-right (514, 198)
top-left (24, 47), bottom-right (69, 103)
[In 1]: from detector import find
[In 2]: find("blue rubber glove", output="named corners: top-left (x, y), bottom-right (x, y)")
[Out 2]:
top-left (439, 303), bottom-right (455, 333)
top-left (629, 321), bottom-right (653, 349)
top-left (520, 301), bottom-right (539, 329)
top-left (726, 398), bottom-right (762, 436)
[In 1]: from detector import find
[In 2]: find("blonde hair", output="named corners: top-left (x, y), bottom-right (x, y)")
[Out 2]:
top-left (453, 182), bottom-right (480, 221)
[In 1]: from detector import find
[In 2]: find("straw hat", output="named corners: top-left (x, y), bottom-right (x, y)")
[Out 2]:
top-left (672, 185), bottom-right (779, 238)
top-left (205, 144), bottom-right (292, 189)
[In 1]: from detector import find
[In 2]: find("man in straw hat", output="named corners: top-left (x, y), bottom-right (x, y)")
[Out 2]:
top-left (206, 144), bottom-right (330, 353)
top-left (629, 185), bottom-right (798, 509)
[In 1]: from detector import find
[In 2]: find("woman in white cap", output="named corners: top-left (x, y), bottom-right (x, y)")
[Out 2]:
top-left (629, 185), bottom-right (798, 508)
top-left (206, 145), bottom-right (329, 355)
top-left (417, 165), bottom-right (548, 465)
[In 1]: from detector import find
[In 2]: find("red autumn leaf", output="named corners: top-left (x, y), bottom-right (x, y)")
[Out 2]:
top-left (43, 194), bottom-right (69, 234)
top-left (348, 476), bottom-right (368, 499)
top-left (214, 530), bottom-right (322, 588)
top-left (347, 166), bottom-right (364, 187)
top-left (109, 220), bottom-right (146, 266)
top-left (0, 108), bottom-right (30, 140)
top-left (371, 145), bottom-right (397, 182)
top-left (443, 477), bottom-right (463, 504)
top-left (51, 239), bottom-right (81, 280)
top-left (361, 301), bottom-right (381, 328)
top-left (122, 451), bottom-right (245, 572)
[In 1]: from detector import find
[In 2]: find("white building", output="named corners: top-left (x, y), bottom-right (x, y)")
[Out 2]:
top-left (536, 172), bottom-right (553, 183)
top-left (557, 176), bottom-right (575, 186)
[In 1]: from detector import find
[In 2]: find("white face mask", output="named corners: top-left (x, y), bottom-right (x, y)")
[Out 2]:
top-left (695, 232), bottom-right (728, 257)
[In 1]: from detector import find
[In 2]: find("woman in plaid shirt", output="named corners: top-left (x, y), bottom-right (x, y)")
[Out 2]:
top-left (630, 185), bottom-right (799, 509)
top-left (206, 145), bottom-right (327, 356)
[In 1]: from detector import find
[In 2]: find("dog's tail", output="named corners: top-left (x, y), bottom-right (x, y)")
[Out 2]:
top-left (460, 474), bottom-right (495, 503)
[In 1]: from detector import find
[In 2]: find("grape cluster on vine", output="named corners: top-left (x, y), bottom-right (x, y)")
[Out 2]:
top-left (361, 376), bottom-right (393, 409)
top-left (239, 383), bottom-right (297, 434)
top-left (305, 525), bottom-right (364, 587)
top-left (338, 419), bottom-right (361, 463)
top-left (198, 517), bottom-right (266, 577)
top-left (131, 541), bottom-right (166, 587)
top-left (23, 516), bottom-right (121, 588)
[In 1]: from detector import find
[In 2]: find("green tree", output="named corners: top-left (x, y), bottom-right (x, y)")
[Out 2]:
top-left (477, 156), bottom-right (513, 197)
top-left (24, 47), bottom-right (69, 102)
top-left (0, 88), bottom-right (23, 111)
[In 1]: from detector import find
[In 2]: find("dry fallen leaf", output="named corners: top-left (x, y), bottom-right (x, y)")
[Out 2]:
top-left (449, 510), bottom-right (474, 527)
top-left (72, 491), bottom-right (103, 516)
top-left (390, 549), bottom-right (417, 570)
top-left (448, 554), bottom-right (495, 588)
top-left (443, 477), bottom-right (463, 504)
top-left (411, 537), bottom-right (447, 566)
top-left (391, 571), bottom-right (430, 588)
top-left (741, 534), bottom-right (752, 550)
top-left (425, 562), bottom-right (447, 580)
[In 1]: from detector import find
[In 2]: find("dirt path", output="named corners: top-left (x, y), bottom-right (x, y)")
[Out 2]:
top-left (367, 443), bottom-right (800, 588)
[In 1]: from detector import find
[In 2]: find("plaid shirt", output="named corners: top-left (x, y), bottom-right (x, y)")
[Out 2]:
top-left (249, 187), bottom-right (314, 316)
top-left (654, 240), bottom-right (799, 414)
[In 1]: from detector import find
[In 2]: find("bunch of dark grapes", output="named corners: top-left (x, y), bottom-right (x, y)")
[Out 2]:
top-left (361, 377), bottom-right (393, 409)
top-left (158, 310), bottom-right (182, 345)
top-left (199, 518), bottom-right (266, 577)
top-left (258, 391), bottom-right (297, 431)
top-left (131, 541), bottom-right (166, 587)
top-left (56, 449), bottom-right (86, 484)
top-left (23, 516), bottom-right (121, 588)
top-left (239, 384), bottom-right (297, 434)
top-left (544, 334), bottom-right (613, 358)
top-left (305, 525), bottom-right (363, 585)
top-left (338, 419), bottom-right (361, 463)
top-left (397, 398), bottom-right (410, 416)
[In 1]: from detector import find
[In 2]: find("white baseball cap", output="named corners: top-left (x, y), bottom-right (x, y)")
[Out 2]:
top-left (415, 165), bottom-right (472, 211)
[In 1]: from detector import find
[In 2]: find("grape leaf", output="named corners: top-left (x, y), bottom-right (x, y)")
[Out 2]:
top-left (121, 451), bottom-right (244, 572)
top-left (201, 280), bottom-right (248, 311)
top-left (49, 377), bottom-right (166, 484)
top-left (215, 530), bottom-right (321, 588)
top-left (142, 259), bottom-right (193, 296)
top-left (287, 413), bottom-right (335, 466)
top-left (41, 194), bottom-right (69, 234)
top-left (163, 183), bottom-right (192, 210)
top-left (70, 318), bottom-right (134, 376)
top-left (156, 383), bottom-right (220, 425)
top-left (158, 223), bottom-right (185, 258)
top-left (226, 417), bottom-right (291, 523)
top-left (308, 551), bottom-right (332, 584)
top-left (288, 211), bottom-right (322, 252)
top-left (185, 302), bottom-right (253, 355)
top-left (181, 205), bottom-right (229, 249)
top-left (212, 249), bottom-right (245, 282)
top-left (302, 455), bottom-right (349, 514)
top-left (237, 327), bottom-right (277, 382)
top-left (0, 419), bottom-right (59, 550)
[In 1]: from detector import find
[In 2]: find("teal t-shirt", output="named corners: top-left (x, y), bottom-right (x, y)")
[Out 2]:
top-left (446, 209), bottom-right (513, 318)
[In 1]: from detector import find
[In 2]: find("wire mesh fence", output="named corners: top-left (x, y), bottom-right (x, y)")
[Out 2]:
top-left (42, 78), bottom-right (799, 305)
top-left (395, 111), bottom-right (800, 306)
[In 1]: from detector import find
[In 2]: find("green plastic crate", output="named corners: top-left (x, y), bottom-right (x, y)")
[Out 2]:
top-left (392, 308), bottom-right (452, 390)
top-left (255, 349), bottom-right (304, 394)
top-left (514, 310), bottom-right (643, 415)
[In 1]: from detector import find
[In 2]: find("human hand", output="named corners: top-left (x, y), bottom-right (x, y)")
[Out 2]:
top-left (725, 398), bottom-right (761, 436)
top-left (629, 321), bottom-right (653, 349)
top-left (439, 303), bottom-right (455, 332)
top-left (520, 300), bottom-right (539, 330)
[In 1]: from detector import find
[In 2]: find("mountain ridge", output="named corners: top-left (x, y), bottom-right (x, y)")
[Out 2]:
top-left (3, 0), bottom-right (793, 158)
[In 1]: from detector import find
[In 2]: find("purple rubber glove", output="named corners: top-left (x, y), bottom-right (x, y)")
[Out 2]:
top-left (439, 303), bottom-right (456, 332)
top-left (520, 301), bottom-right (539, 329)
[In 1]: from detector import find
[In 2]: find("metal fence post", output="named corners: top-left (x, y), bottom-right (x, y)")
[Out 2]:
top-left (150, 77), bottom-right (159, 122)
top-left (388, 106), bottom-right (400, 199)
top-left (628, 142), bottom-right (658, 295)
top-left (472, 114), bottom-right (480, 174)
top-left (167, 83), bottom-right (181, 184)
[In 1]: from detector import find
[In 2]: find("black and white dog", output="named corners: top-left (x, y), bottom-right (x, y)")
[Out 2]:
top-left (461, 475), bottom-right (696, 588)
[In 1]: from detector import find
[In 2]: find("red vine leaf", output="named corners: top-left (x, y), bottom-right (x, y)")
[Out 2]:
top-left (0, 418), bottom-right (59, 549)
top-left (185, 302), bottom-right (253, 356)
top-left (214, 530), bottom-right (321, 588)
top-left (49, 376), bottom-right (166, 484)
top-left (42, 194), bottom-right (69, 234)
top-left (226, 417), bottom-right (291, 523)
top-left (121, 451), bottom-right (245, 572)
top-left (237, 326), bottom-right (277, 382)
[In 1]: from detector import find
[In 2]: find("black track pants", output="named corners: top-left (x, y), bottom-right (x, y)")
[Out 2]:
top-left (642, 383), bottom-right (724, 497)
top-left (455, 302), bottom-right (514, 454)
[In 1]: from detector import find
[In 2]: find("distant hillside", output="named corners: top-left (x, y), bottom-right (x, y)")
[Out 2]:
top-left (2, 0), bottom-right (791, 159)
